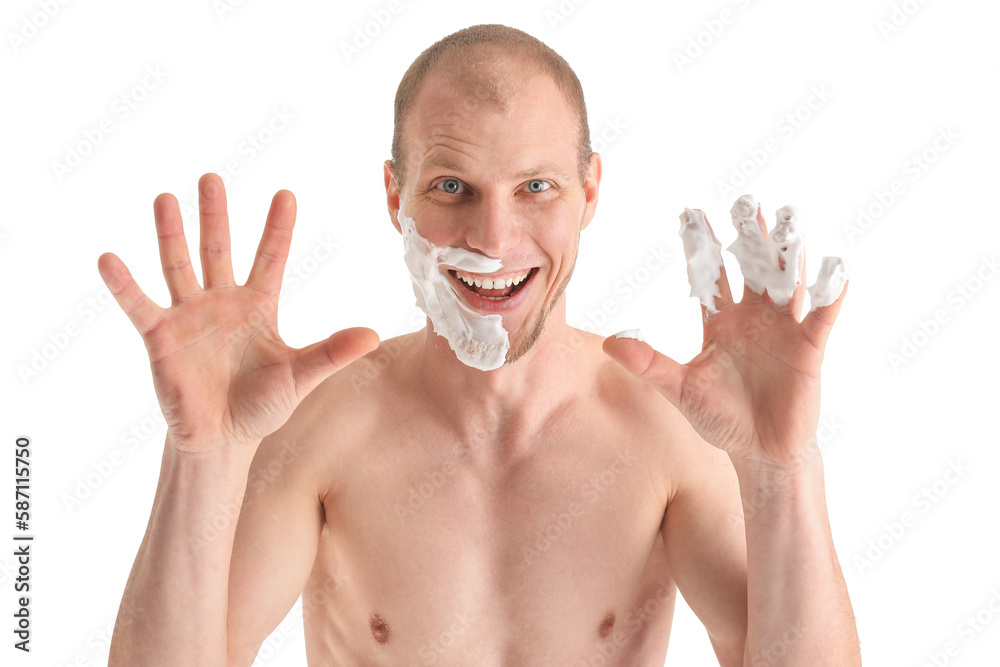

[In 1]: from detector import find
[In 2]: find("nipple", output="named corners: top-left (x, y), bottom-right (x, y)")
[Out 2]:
top-left (598, 611), bottom-right (616, 639)
top-left (370, 613), bottom-right (391, 645)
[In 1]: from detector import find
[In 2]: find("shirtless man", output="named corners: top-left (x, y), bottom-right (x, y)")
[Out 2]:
top-left (102, 24), bottom-right (861, 666)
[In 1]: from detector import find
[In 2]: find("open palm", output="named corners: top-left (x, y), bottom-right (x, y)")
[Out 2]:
top-left (98, 174), bottom-right (378, 452)
top-left (604, 205), bottom-right (846, 469)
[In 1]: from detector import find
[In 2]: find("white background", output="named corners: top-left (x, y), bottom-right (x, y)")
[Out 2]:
top-left (2, 0), bottom-right (999, 665)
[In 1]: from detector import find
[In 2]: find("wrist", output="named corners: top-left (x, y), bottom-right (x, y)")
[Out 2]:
top-left (730, 448), bottom-right (826, 519)
top-left (165, 430), bottom-right (260, 467)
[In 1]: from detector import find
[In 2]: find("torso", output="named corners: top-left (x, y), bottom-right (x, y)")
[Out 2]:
top-left (293, 331), bottom-right (692, 666)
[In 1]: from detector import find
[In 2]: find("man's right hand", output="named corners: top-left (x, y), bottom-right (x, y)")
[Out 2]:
top-left (98, 173), bottom-right (379, 453)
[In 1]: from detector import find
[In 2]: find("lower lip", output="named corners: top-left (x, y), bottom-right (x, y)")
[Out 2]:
top-left (448, 269), bottom-right (537, 314)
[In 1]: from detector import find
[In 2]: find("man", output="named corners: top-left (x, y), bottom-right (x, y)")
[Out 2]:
top-left (103, 24), bottom-right (860, 666)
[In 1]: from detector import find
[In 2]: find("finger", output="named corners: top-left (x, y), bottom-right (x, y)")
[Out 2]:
top-left (680, 208), bottom-right (733, 315)
top-left (292, 327), bottom-right (381, 400)
top-left (786, 243), bottom-right (807, 321)
top-left (703, 212), bottom-right (734, 310)
top-left (97, 252), bottom-right (165, 336)
top-left (756, 202), bottom-right (768, 238)
top-left (603, 336), bottom-right (686, 409)
top-left (704, 261), bottom-right (735, 335)
top-left (198, 173), bottom-right (235, 288)
top-left (246, 190), bottom-right (296, 296)
top-left (153, 193), bottom-right (201, 303)
top-left (801, 280), bottom-right (848, 351)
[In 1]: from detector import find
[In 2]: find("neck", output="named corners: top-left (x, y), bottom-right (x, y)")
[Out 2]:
top-left (407, 299), bottom-right (583, 449)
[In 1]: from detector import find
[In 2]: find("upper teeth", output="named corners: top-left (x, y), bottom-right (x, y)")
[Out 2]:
top-left (457, 270), bottom-right (531, 289)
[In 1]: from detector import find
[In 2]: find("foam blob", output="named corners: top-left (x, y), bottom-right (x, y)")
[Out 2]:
top-left (614, 329), bottom-right (645, 342)
top-left (678, 208), bottom-right (724, 315)
top-left (726, 195), bottom-right (804, 306)
top-left (399, 209), bottom-right (510, 371)
top-left (808, 257), bottom-right (849, 312)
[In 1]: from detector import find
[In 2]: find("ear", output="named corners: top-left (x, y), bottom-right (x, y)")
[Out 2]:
top-left (384, 159), bottom-right (402, 234)
top-left (580, 151), bottom-right (602, 231)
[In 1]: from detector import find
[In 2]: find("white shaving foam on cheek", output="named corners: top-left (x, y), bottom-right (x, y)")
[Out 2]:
top-left (727, 195), bottom-right (804, 306)
top-left (808, 257), bottom-right (848, 312)
top-left (399, 209), bottom-right (510, 371)
top-left (678, 208), bottom-right (724, 315)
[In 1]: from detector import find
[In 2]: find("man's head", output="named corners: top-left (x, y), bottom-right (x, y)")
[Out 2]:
top-left (385, 24), bottom-right (601, 366)
top-left (391, 24), bottom-right (592, 188)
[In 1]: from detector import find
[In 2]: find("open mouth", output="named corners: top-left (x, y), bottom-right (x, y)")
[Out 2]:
top-left (449, 268), bottom-right (536, 301)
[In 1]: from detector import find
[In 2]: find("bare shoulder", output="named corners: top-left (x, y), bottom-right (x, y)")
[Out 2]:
top-left (247, 333), bottom-right (420, 502)
top-left (572, 328), bottom-right (734, 504)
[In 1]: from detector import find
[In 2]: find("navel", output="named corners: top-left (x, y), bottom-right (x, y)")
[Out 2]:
top-left (598, 611), bottom-right (616, 639)
top-left (370, 613), bottom-right (391, 645)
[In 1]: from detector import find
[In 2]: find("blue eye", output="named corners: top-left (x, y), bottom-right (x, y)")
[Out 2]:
top-left (436, 179), bottom-right (464, 194)
top-left (526, 179), bottom-right (550, 193)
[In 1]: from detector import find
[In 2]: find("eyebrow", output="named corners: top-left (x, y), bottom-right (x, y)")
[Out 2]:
top-left (424, 153), bottom-right (466, 172)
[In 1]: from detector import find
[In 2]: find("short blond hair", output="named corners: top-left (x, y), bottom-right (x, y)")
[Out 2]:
top-left (391, 24), bottom-right (591, 186)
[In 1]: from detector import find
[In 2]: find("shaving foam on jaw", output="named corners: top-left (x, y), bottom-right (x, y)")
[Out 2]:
top-left (679, 208), bottom-right (724, 315)
top-left (808, 257), bottom-right (848, 312)
top-left (399, 209), bottom-right (510, 371)
top-left (727, 195), bottom-right (803, 306)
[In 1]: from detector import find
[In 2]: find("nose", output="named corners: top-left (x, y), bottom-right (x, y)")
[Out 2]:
top-left (462, 193), bottom-right (521, 258)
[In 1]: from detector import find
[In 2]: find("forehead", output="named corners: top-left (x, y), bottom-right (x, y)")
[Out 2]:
top-left (403, 66), bottom-right (578, 178)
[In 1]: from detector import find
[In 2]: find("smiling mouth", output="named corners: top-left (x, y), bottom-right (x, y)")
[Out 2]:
top-left (450, 268), bottom-right (536, 301)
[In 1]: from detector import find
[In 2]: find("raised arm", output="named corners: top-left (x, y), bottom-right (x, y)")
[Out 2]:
top-left (604, 199), bottom-right (860, 665)
top-left (101, 174), bottom-right (377, 666)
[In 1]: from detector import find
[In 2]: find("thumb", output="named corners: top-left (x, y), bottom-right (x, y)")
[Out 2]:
top-left (602, 334), bottom-right (686, 408)
top-left (292, 327), bottom-right (380, 400)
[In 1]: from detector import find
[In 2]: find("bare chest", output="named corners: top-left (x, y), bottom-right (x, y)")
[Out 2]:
top-left (302, 415), bottom-right (678, 666)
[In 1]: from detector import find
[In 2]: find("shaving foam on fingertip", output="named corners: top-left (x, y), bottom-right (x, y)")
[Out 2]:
top-left (678, 208), bottom-right (724, 315)
top-left (399, 209), bottom-right (510, 371)
top-left (614, 329), bottom-right (644, 342)
top-left (726, 195), bottom-right (804, 306)
top-left (808, 257), bottom-right (848, 312)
